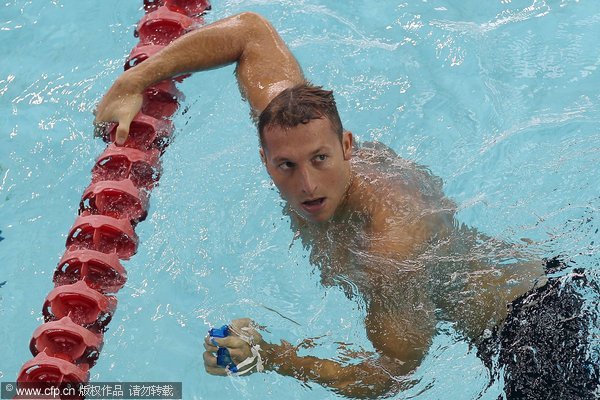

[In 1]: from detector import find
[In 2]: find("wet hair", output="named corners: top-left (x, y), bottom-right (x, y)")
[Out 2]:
top-left (257, 83), bottom-right (343, 148)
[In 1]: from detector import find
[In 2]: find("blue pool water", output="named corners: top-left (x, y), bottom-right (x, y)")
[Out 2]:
top-left (1, 0), bottom-right (599, 398)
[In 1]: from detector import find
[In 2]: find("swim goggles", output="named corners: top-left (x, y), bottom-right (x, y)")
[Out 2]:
top-left (208, 324), bottom-right (264, 376)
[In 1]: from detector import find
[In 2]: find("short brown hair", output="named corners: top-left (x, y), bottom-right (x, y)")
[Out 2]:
top-left (258, 83), bottom-right (343, 147)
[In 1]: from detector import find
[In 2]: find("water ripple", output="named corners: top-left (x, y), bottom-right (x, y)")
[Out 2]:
top-left (429, 0), bottom-right (551, 36)
top-left (479, 105), bottom-right (591, 155)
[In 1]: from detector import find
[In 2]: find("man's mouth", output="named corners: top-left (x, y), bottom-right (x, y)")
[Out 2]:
top-left (301, 197), bottom-right (326, 214)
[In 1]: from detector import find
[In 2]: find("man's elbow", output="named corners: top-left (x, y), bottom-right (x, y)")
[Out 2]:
top-left (235, 11), bottom-right (274, 34)
top-left (334, 374), bottom-right (397, 399)
top-left (326, 363), bottom-right (400, 399)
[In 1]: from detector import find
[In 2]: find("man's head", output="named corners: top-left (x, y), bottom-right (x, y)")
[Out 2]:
top-left (258, 83), bottom-right (344, 147)
top-left (258, 83), bottom-right (354, 224)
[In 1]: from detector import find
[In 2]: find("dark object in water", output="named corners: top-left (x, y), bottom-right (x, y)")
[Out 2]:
top-left (0, 229), bottom-right (4, 242)
top-left (543, 255), bottom-right (569, 274)
top-left (0, 281), bottom-right (5, 288)
top-left (482, 258), bottom-right (600, 399)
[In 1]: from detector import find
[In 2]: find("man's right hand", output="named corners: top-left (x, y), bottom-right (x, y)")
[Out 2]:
top-left (93, 12), bottom-right (305, 146)
top-left (94, 75), bottom-right (143, 145)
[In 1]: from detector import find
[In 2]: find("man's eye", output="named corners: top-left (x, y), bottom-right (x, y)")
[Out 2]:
top-left (315, 154), bottom-right (328, 162)
top-left (279, 161), bottom-right (295, 170)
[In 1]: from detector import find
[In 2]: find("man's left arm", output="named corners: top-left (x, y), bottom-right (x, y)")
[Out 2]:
top-left (203, 215), bottom-right (437, 397)
top-left (204, 306), bottom-right (433, 399)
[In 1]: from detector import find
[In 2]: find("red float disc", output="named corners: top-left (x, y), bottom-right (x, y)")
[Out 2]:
top-left (54, 249), bottom-right (127, 294)
top-left (30, 316), bottom-right (103, 368)
top-left (42, 281), bottom-right (117, 330)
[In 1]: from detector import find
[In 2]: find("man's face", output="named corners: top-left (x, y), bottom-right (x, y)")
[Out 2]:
top-left (260, 117), bottom-right (353, 224)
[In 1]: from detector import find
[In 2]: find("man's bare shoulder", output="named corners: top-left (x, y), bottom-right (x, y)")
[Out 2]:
top-left (352, 141), bottom-right (454, 214)
top-left (350, 141), bottom-right (455, 257)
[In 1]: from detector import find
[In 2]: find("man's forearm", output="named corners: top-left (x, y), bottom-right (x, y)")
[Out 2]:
top-left (117, 12), bottom-right (302, 112)
top-left (262, 342), bottom-right (400, 399)
top-left (122, 13), bottom-right (249, 90)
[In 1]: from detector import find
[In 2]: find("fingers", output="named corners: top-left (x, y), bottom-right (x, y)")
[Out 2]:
top-left (203, 351), bottom-right (228, 376)
top-left (203, 343), bottom-right (249, 376)
top-left (204, 335), bottom-right (248, 350)
top-left (93, 83), bottom-right (143, 146)
top-left (228, 318), bottom-right (264, 344)
top-left (230, 318), bottom-right (253, 330)
top-left (204, 337), bottom-right (252, 365)
top-left (114, 106), bottom-right (138, 146)
top-left (92, 104), bottom-right (131, 146)
top-left (115, 123), bottom-right (129, 146)
top-left (93, 93), bottom-right (114, 126)
top-left (203, 319), bottom-right (265, 377)
top-left (203, 346), bottom-right (247, 361)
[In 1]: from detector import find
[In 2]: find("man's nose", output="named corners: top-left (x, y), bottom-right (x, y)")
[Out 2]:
top-left (299, 166), bottom-right (317, 195)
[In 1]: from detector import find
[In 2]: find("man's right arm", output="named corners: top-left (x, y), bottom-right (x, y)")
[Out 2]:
top-left (94, 12), bottom-right (304, 144)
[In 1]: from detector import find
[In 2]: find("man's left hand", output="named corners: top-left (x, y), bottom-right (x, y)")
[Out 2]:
top-left (203, 318), bottom-right (265, 376)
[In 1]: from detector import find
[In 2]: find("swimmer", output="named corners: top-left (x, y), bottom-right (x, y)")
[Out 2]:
top-left (94, 12), bottom-right (595, 398)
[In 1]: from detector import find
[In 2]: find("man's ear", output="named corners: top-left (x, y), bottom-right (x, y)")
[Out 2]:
top-left (259, 148), bottom-right (267, 166)
top-left (342, 131), bottom-right (353, 161)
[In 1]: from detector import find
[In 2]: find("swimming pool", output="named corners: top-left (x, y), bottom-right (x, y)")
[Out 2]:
top-left (1, 0), bottom-right (599, 398)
